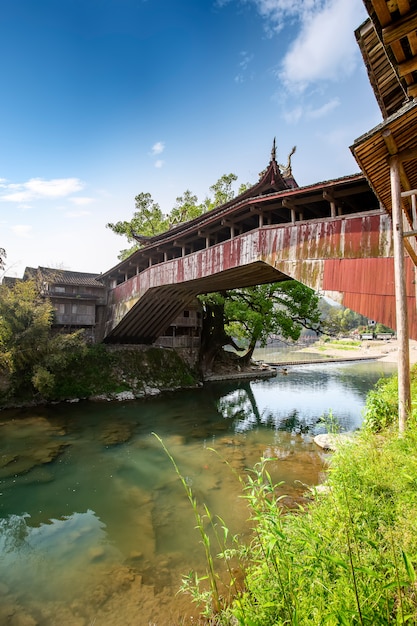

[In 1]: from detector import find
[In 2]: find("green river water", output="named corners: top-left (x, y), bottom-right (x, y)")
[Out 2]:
top-left (0, 359), bottom-right (396, 625)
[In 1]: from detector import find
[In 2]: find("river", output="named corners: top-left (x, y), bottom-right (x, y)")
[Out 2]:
top-left (0, 359), bottom-right (396, 625)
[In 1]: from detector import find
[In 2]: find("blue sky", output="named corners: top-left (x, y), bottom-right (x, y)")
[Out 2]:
top-left (1, 0), bottom-right (382, 277)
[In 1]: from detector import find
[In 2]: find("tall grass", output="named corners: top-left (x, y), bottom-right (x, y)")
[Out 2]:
top-left (154, 433), bottom-right (248, 621)
top-left (222, 426), bottom-right (417, 625)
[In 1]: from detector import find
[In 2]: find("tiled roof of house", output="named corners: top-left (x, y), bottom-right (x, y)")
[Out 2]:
top-left (24, 266), bottom-right (104, 288)
top-left (1, 276), bottom-right (19, 287)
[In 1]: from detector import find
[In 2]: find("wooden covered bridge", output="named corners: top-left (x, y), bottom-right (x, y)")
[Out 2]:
top-left (98, 153), bottom-right (415, 343)
top-left (99, 0), bottom-right (417, 346)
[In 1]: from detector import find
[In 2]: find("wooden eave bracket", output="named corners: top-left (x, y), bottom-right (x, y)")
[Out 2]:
top-left (370, 0), bottom-right (392, 27)
top-left (382, 8), bottom-right (417, 45)
top-left (398, 54), bottom-right (417, 76)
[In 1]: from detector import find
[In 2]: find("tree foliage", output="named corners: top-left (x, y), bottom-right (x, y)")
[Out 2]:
top-left (0, 280), bottom-right (54, 375)
top-left (106, 173), bottom-right (249, 260)
top-left (319, 301), bottom-right (368, 335)
top-left (199, 282), bottom-right (321, 371)
top-left (170, 189), bottom-right (202, 225)
top-left (204, 173), bottom-right (238, 211)
top-left (106, 192), bottom-right (169, 260)
top-left (0, 280), bottom-right (87, 400)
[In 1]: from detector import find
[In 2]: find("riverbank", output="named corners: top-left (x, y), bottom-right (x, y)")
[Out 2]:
top-left (261, 337), bottom-right (417, 367)
top-left (201, 338), bottom-right (417, 382)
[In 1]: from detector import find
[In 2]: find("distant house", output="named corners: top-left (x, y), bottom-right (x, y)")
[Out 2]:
top-left (154, 305), bottom-right (202, 350)
top-left (23, 267), bottom-right (107, 342)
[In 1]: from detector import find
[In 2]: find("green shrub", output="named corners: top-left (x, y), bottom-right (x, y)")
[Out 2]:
top-left (363, 374), bottom-right (399, 432)
top-left (364, 364), bottom-right (417, 432)
top-left (32, 365), bottom-right (55, 397)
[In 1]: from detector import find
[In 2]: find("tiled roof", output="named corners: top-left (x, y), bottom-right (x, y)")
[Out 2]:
top-left (1, 276), bottom-right (19, 287)
top-left (24, 266), bottom-right (104, 288)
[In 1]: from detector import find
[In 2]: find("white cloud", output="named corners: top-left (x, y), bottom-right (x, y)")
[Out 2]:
top-left (249, 0), bottom-right (323, 35)
top-left (226, 1), bottom-right (366, 90)
top-left (279, 0), bottom-right (366, 91)
top-left (306, 97), bottom-right (340, 119)
top-left (151, 141), bottom-right (165, 156)
top-left (69, 196), bottom-right (95, 206)
top-left (154, 159), bottom-right (164, 169)
top-left (65, 210), bottom-right (91, 218)
top-left (235, 50), bottom-right (254, 83)
top-left (0, 177), bottom-right (84, 203)
top-left (11, 224), bottom-right (32, 238)
top-left (283, 98), bottom-right (340, 124)
top-left (283, 105), bottom-right (303, 124)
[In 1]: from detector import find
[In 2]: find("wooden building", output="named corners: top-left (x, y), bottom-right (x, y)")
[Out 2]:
top-left (24, 267), bottom-right (107, 342)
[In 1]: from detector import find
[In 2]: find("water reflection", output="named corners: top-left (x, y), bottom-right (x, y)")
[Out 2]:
top-left (215, 361), bottom-right (395, 433)
top-left (0, 510), bottom-right (116, 601)
top-left (0, 360), bottom-right (396, 625)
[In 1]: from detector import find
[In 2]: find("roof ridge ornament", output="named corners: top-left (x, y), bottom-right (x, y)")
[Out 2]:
top-left (271, 137), bottom-right (277, 162)
top-left (279, 145), bottom-right (297, 178)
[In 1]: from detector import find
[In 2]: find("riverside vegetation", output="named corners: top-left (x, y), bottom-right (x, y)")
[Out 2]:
top-left (164, 365), bottom-right (417, 625)
top-left (0, 341), bottom-right (199, 407)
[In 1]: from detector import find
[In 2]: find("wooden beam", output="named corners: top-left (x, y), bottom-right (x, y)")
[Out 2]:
top-left (323, 190), bottom-right (337, 217)
top-left (322, 190), bottom-right (334, 202)
top-left (371, 0), bottom-right (394, 26)
top-left (397, 54), bottom-right (417, 76)
top-left (282, 198), bottom-right (297, 222)
top-left (398, 0), bottom-right (412, 16)
top-left (403, 237), bottom-right (417, 265)
top-left (382, 8), bottom-right (417, 45)
top-left (408, 30), bottom-right (417, 55)
top-left (383, 131), bottom-right (417, 221)
top-left (382, 128), bottom-right (398, 155)
top-left (408, 83), bottom-right (417, 97)
top-left (390, 155), bottom-right (411, 433)
top-left (396, 146), bottom-right (417, 163)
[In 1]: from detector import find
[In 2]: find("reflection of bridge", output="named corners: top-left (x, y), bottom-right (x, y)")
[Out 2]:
top-left (99, 154), bottom-right (417, 343)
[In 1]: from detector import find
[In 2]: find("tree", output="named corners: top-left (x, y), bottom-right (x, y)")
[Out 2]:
top-left (170, 190), bottom-right (202, 226)
top-left (199, 282), bottom-right (321, 371)
top-left (319, 301), bottom-right (367, 335)
top-left (0, 280), bottom-right (54, 376)
top-left (107, 173), bottom-right (249, 262)
top-left (203, 173), bottom-right (238, 211)
top-left (0, 248), bottom-right (5, 273)
top-left (0, 279), bottom-right (87, 400)
top-left (106, 192), bottom-right (169, 260)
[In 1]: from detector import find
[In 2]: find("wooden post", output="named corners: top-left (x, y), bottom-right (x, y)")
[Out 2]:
top-left (390, 156), bottom-right (411, 433)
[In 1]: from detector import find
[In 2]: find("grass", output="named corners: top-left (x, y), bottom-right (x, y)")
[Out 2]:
top-left (210, 429), bottom-right (417, 625)
top-left (317, 339), bottom-right (362, 352)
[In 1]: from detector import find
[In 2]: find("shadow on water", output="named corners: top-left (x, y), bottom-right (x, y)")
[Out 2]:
top-left (0, 360), bottom-right (396, 625)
